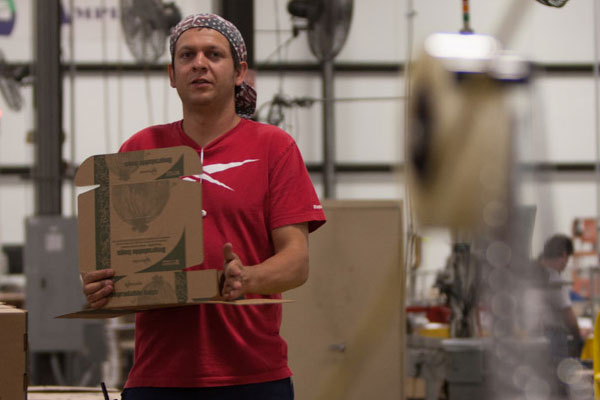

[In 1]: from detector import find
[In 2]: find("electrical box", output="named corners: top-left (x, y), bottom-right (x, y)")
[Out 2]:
top-left (24, 216), bottom-right (86, 351)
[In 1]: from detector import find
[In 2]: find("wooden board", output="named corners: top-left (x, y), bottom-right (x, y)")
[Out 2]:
top-left (281, 200), bottom-right (405, 400)
top-left (28, 386), bottom-right (120, 400)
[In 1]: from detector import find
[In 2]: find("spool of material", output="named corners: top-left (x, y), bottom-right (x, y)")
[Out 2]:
top-left (406, 49), bottom-right (512, 230)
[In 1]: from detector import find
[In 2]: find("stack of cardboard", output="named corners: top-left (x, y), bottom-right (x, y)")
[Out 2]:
top-left (0, 303), bottom-right (27, 399)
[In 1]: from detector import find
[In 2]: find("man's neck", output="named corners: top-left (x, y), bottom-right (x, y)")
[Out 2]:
top-left (182, 106), bottom-right (241, 148)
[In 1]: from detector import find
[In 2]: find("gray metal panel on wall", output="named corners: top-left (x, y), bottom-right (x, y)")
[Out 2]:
top-left (24, 216), bottom-right (86, 352)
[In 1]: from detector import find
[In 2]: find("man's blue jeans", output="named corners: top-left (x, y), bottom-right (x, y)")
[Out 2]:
top-left (121, 378), bottom-right (294, 400)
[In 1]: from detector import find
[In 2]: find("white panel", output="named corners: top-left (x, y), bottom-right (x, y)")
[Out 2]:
top-left (66, 72), bottom-right (182, 162)
top-left (527, 0), bottom-right (595, 63)
top-left (0, 85), bottom-right (34, 165)
top-left (529, 75), bottom-right (596, 162)
top-left (335, 73), bottom-right (404, 163)
top-left (255, 72), bottom-right (322, 162)
top-left (255, 72), bottom-right (406, 164)
top-left (61, 0), bottom-right (126, 63)
top-left (0, 0), bottom-right (33, 62)
top-left (335, 172), bottom-right (403, 200)
top-left (333, 0), bottom-right (405, 63)
top-left (0, 182), bottom-right (33, 243)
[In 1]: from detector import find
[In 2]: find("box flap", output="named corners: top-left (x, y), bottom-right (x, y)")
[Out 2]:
top-left (106, 269), bottom-right (219, 308)
top-left (75, 146), bottom-right (202, 186)
top-left (57, 298), bottom-right (293, 319)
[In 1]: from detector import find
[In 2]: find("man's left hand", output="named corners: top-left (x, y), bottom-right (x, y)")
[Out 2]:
top-left (221, 242), bottom-right (246, 300)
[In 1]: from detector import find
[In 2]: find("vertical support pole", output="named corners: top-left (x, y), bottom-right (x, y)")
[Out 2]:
top-left (461, 0), bottom-right (473, 33)
top-left (593, 0), bottom-right (600, 324)
top-left (322, 59), bottom-right (336, 199)
top-left (34, 0), bottom-right (63, 215)
top-left (221, 0), bottom-right (255, 68)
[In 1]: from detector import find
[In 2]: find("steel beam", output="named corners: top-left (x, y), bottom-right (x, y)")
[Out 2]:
top-left (221, 0), bottom-right (255, 68)
top-left (34, 0), bottom-right (63, 215)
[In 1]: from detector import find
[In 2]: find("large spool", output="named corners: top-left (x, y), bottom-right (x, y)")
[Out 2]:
top-left (406, 34), bottom-right (515, 230)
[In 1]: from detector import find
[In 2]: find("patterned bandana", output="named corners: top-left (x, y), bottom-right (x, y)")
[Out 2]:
top-left (169, 13), bottom-right (257, 118)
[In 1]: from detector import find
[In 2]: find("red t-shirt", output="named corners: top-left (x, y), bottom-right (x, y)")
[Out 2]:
top-left (120, 118), bottom-right (326, 388)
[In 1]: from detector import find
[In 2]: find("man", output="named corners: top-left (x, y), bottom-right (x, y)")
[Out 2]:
top-left (537, 234), bottom-right (582, 359)
top-left (82, 13), bottom-right (326, 400)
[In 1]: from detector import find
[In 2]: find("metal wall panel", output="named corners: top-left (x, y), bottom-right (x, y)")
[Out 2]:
top-left (24, 216), bottom-right (86, 352)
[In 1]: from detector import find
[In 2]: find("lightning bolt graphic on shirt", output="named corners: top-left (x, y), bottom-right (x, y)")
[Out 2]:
top-left (182, 155), bottom-right (259, 191)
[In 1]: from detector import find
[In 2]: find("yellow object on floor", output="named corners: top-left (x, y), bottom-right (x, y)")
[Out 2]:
top-left (418, 323), bottom-right (450, 339)
top-left (582, 336), bottom-right (594, 360)
top-left (593, 314), bottom-right (600, 399)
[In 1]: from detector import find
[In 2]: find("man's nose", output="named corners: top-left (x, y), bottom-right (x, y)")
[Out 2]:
top-left (192, 53), bottom-right (208, 70)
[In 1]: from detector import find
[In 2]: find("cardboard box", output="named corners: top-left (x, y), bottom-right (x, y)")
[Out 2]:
top-left (61, 146), bottom-right (289, 319)
top-left (0, 304), bottom-right (28, 400)
top-left (65, 146), bottom-right (220, 316)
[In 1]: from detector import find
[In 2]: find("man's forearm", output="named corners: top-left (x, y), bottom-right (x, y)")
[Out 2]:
top-left (245, 243), bottom-right (308, 295)
top-left (244, 223), bottom-right (309, 295)
top-left (221, 223), bottom-right (310, 299)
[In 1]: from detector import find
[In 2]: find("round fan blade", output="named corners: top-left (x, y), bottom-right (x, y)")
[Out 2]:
top-left (536, 0), bottom-right (569, 7)
top-left (0, 49), bottom-right (22, 111)
top-left (120, 0), bottom-right (171, 63)
top-left (307, 0), bottom-right (353, 61)
top-left (0, 76), bottom-right (22, 111)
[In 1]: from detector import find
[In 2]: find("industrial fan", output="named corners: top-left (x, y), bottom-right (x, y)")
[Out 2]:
top-left (120, 0), bottom-right (181, 63)
top-left (287, 0), bottom-right (354, 198)
top-left (0, 49), bottom-right (24, 111)
top-left (288, 0), bottom-right (353, 62)
top-left (536, 0), bottom-right (569, 7)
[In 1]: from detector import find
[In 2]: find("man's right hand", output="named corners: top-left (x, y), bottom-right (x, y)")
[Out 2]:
top-left (81, 269), bottom-right (115, 309)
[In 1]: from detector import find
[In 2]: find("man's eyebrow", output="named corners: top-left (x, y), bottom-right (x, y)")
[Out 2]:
top-left (177, 44), bottom-right (198, 51)
top-left (177, 44), bottom-right (227, 53)
top-left (204, 44), bottom-right (227, 53)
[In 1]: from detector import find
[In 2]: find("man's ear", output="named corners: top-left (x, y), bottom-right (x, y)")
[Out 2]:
top-left (235, 61), bottom-right (248, 87)
top-left (168, 63), bottom-right (176, 88)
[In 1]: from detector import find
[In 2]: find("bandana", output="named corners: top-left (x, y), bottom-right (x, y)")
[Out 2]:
top-left (169, 13), bottom-right (257, 118)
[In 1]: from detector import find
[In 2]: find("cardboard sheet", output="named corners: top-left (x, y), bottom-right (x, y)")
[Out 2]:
top-left (0, 304), bottom-right (27, 399)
